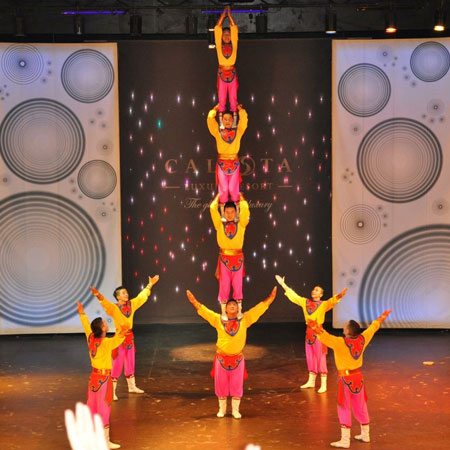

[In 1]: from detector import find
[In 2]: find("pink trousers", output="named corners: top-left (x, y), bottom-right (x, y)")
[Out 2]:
top-left (87, 375), bottom-right (111, 427)
top-left (338, 381), bottom-right (369, 427)
top-left (305, 338), bottom-right (328, 374)
top-left (217, 163), bottom-right (240, 203)
top-left (218, 78), bottom-right (238, 113)
top-left (111, 344), bottom-right (135, 379)
top-left (218, 259), bottom-right (243, 303)
top-left (214, 355), bottom-right (245, 398)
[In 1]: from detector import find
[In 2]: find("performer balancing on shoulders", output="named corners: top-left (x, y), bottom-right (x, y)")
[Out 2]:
top-left (276, 275), bottom-right (347, 393)
top-left (77, 301), bottom-right (130, 449)
top-left (186, 286), bottom-right (277, 419)
top-left (90, 275), bottom-right (159, 400)
top-left (211, 193), bottom-right (249, 320)
top-left (215, 5), bottom-right (239, 128)
top-left (207, 103), bottom-right (247, 220)
top-left (308, 309), bottom-right (392, 448)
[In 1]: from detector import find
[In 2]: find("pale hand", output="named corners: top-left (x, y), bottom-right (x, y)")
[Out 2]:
top-left (275, 275), bottom-right (286, 288)
top-left (148, 275), bottom-right (159, 287)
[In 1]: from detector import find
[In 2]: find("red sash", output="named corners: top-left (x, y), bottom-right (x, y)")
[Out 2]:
top-left (215, 253), bottom-right (245, 280)
top-left (217, 68), bottom-right (237, 84)
top-left (210, 353), bottom-right (248, 379)
top-left (88, 371), bottom-right (113, 406)
top-left (112, 331), bottom-right (135, 359)
top-left (338, 371), bottom-right (367, 406)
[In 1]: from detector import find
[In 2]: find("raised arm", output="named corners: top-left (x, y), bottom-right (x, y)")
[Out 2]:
top-left (77, 302), bottom-right (91, 340)
top-left (239, 193), bottom-right (250, 228)
top-left (90, 287), bottom-right (116, 317)
top-left (131, 275), bottom-right (159, 310)
top-left (207, 105), bottom-right (220, 138)
top-left (227, 6), bottom-right (236, 27)
top-left (210, 193), bottom-right (222, 230)
top-left (323, 287), bottom-right (348, 312)
top-left (186, 290), bottom-right (219, 328)
top-left (275, 275), bottom-right (306, 308)
top-left (236, 104), bottom-right (248, 137)
top-left (307, 319), bottom-right (340, 349)
top-left (244, 286), bottom-right (277, 327)
top-left (216, 7), bottom-right (227, 27)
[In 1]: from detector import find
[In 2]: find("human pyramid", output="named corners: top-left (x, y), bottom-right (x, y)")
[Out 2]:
top-left (73, 7), bottom-right (392, 449)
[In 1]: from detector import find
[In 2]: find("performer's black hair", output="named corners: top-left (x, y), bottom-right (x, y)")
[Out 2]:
top-left (91, 317), bottom-right (104, 338)
top-left (347, 320), bottom-right (361, 336)
top-left (113, 286), bottom-right (126, 300)
top-left (226, 299), bottom-right (238, 305)
top-left (224, 201), bottom-right (237, 211)
top-left (223, 26), bottom-right (231, 33)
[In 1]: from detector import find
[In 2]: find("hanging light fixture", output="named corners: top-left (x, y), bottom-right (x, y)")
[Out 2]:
top-left (434, 3), bottom-right (446, 31)
top-left (325, 9), bottom-right (337, 35)
top-left (207, 15), bottom-right (216, 48)
top-left (385, 9), bottom-right (397, 34)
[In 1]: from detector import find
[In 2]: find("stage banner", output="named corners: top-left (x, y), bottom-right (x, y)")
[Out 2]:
top-left (332, 39), bottom-right (450, 328)
top-left (0, 43), bottom-right (121, 334)
top-left (118, 39), bottom-right (332, 323)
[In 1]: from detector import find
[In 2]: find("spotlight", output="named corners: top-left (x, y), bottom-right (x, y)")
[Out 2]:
top-left (434, 8), bottom-right (446, 31)
top-left (385, 9), bottom-right (397, 34)
top-left (186, 16), bottom-right (198, 35)
top-left (325, 10), bottom-right (337, 35)
top-left (256, 13), bottom-right (267, 34)
top-left (14, 16), bottom-right (25, 37)
top-left (207, 15), bottom-right (216, 32)
top-left (207, 14), bottom-right (216, 48)
top-left (130, 14), bottom-right (142, 36)
top-left (73, 14), bottom-right (84, 35)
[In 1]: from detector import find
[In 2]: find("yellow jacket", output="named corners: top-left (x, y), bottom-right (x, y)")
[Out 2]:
top-left (215, 24), bottom-right (238, 66)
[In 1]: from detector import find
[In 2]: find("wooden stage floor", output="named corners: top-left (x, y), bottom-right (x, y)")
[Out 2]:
top-left (0, 323), bottom-right (449, 450)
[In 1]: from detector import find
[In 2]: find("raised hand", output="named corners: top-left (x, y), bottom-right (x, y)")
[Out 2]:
top-left (275, 275), bottom-right (286, 288)
top-left (90, 286), bottom-right (99, 297)
top-left (378, 309), bottom-right (392, 323)
top-left (148, 275), bottom-right (160, 287)
top-left (186, 290), bottom-right (201, 309)
top-left (76, 302), bottom-right (85, 315)
top-left (337, 287), bottom-right (348, 299)
top-left (264, 286), bottom-right (277, 304)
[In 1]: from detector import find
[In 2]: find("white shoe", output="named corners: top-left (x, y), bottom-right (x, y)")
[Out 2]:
top-left (104, 427), bottom-right (121, 449)
top-left (355, 424), bottom-right (370, 443)
top-left (330, 427), bottom-right (350, 448)
top-left (231, 398), bottom-right (242, 419)
top-left (300, 372), bottom-right (316, 389)
top-left (126, 375), bottom-right (145, 393)
top-left (217, 398), bottom-right (227, 418)
top-left (112, 380), bottom-right (118, 401)
top-left (317, 374), bottom-right (327, 393)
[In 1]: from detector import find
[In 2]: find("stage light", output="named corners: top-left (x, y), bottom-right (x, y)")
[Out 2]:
top-left (256, 13), bottom-right (267, 34)
top-left (325, 10), bottom-right (337, 34)
top-left (385, 9), bottom-right (397, 33)
top-left (73, 14), bottom-right (84, 35)
top-left (130, 14), bottom-right (142, 36)
top-left (186, 16), bottom-right (198, 35)
top-left (14, 15), bottom-right (25, 37)
top-left (434, 7), bottom-right (446, 31)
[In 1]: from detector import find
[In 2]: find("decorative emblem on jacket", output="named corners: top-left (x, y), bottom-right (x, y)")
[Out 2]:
top-left (342, 373), bottom-right (364, 394)
top-left (306, 298), bottom-right (322, 315)
top-left (223, 221), bottom-right (238, 239)
top-left (118, 302), bottom-right (132, 318)
top-left (219, 254), bottom-right (244, 272)
top-left (222, 42), bottom-right (232, 59)
top-left (89, 374), bottom-right (109, 392)
top-left (221, 317), bottom-right (241, 336)
top-left (344, 335), bottom-right (365, 360)
top-left (220, 127), bottom-right (237, 144)
top-left (217, 353), bottom-right (243, 371)
top-left (88, 334), bottom-right (102, 358)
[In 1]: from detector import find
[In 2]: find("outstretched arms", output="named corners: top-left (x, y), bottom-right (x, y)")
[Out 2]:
top-left (186, 290), bottom-right (202, 310)
top-left (377, 309), bottom-right (392, 324)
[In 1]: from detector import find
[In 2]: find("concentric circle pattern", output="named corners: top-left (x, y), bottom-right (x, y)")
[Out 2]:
top-left (61, 49), bottom-right (114, 103)
top-left (359, 225), bottom-right (450, 328)
top-left (338, 64), bottom-right (391, 117)
top-left (78, 160), bottom-right (117, 199)
top-left (1, 44), bottom-right (44, 84)
top-left (0, 98), bottom-right (85, 184)
top-left (410, 41), bottom-right (450, 82)
top-left (357, 118), bottom-right (442, 203)
top-left (0, 192), bottom-right (106, 326)
top-left (340, 205), bottom-right (381, 244)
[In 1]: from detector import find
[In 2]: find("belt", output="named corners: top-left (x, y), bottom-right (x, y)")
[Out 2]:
top-left (92, 368), bottom-right (111, 375)
top-left (220, 248), bottom-right (243, 256)
top-left (338, 368), bottom-right (361, 377)
top-left (218, 65), bottom-right (235, 71)
top-left (216, 351), bottom-right (243, 358)
top-left (218, 154), bottom-right (239, 160)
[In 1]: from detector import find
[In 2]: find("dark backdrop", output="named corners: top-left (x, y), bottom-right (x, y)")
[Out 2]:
top-left (118, 38), bottom-right (331, 323)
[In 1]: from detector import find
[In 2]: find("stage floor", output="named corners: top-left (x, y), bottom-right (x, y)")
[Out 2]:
top-left (0, 323), bottom-right (449, 450)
